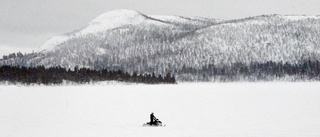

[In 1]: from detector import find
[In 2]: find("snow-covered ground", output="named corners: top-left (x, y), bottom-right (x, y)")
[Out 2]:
top-left (0, 82), bottom-right (320, 137)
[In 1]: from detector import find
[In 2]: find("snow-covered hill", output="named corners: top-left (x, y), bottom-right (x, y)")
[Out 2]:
top-left (39, 10), bottom-right (157, 52)
top-left (182, 15), bottom-right (320, 65)
top-left (38, 9), bottom-right (215, 53)
top-left (1, 10), bottom-right (320, 80)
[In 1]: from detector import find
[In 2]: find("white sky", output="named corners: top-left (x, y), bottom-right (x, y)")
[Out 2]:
top-left (0, 0), bottom-right (319, 56)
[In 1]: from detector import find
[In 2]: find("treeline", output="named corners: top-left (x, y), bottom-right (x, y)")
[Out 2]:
top-left (177, 60), bottom-right (320, 81)
top-left (2, 52), bottom-right (24, 59)
top-left (0, 66), bottom-right (176, 85)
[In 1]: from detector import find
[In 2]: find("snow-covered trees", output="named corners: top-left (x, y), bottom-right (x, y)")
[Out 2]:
top-left (1, 11), bottom-right (320, 82)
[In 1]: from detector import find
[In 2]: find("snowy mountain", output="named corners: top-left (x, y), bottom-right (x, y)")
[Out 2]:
top-left (38, 9), bottom-right (216, 53)
top-left (1, 10), bottom-right (320, 81)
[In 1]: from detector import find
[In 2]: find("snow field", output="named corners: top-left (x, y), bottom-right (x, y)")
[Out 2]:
top-left (0, 82), bottom-right (320, 137)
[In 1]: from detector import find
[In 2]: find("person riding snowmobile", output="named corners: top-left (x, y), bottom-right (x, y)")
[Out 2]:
top-left (143, 112), bottom-right (163, 126)
top-left (150, 112), bottom-right (156, 125)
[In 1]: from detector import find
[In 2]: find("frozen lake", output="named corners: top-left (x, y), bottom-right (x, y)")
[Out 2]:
top-left (0, 82), bottom-right (320, 137)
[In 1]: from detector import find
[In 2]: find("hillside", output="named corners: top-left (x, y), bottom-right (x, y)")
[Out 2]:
top-left (1, 10), bottom-right (320, 81)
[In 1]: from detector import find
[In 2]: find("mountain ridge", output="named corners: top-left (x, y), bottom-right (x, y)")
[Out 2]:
top-left (1, 10), bottom-right (320, 81)
top-left (38, 9), bottom-right (217, 52)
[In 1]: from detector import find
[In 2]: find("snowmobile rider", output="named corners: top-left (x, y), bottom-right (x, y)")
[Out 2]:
top-left (150, 112), bottom-right (156, 125)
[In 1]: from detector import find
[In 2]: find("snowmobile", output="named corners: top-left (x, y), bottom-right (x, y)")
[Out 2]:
top-left (142, 118), bottom-right (165, 127)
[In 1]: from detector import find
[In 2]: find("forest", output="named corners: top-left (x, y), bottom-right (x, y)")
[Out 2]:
top-left (0, 65), bottom-right (176, 85)
top-left (1, 59), bottom-right (319, 84)
top-left (176, 60), bottom-right (320, 81)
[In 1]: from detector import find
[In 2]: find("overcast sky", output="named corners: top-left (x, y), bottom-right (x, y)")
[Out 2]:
top-left (1, 0), bottom-right (319, 56)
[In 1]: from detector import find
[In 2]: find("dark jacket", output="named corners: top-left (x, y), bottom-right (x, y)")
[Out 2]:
top-left (150, 113), bottom-right (156, 123)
